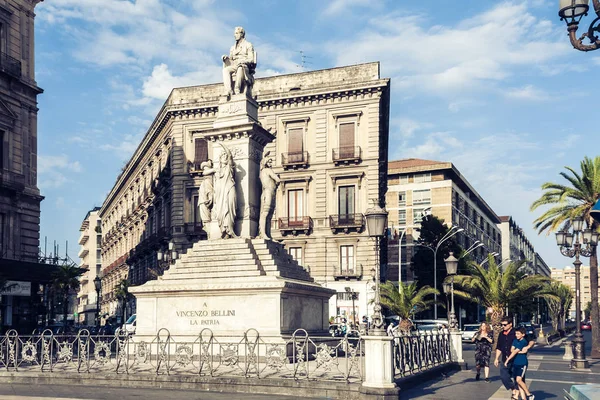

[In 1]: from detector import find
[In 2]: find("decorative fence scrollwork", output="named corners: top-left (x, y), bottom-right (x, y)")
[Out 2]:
top-left (392, 330), bottom-right (451, 377)
top-left (0, 328), bottom-right (363, 383)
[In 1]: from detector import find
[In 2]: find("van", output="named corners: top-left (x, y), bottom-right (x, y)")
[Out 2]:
top-left (124, 314), bottom-right (136, 335)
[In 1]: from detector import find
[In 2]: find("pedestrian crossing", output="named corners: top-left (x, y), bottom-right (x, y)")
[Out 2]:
top-left (488, 380), bottom-right (535, 399)
top-left (1, 397), bottom-right (87, 400)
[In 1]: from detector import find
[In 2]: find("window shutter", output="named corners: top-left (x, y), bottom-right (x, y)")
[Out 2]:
top-left (194, 139), bottom-right (208, 168)
top-left (288, 127), bottom-right (303, 163)
top-left (339, 123), bottom-right (355, 158)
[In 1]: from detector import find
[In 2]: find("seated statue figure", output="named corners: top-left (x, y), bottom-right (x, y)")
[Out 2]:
top-left (222, 26), bottom-right (256, 97)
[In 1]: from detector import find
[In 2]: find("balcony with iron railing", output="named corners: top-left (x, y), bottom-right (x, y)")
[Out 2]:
top-left (0, 52), bottom-right (21, 79)
top-left (333, 263), bottom-right (363, 280)
top-left (278, 216), bottom-right (313, 236)
top-left (281, 151), bottom-right (309, 169)
top-left (329, 213), bottom-right (364, 233)
top-left (332, 146), bottom-right (361, 165)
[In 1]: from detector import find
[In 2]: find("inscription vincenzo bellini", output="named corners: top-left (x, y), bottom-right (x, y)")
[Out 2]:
top-left (176, 304), bottom-right (236, 326)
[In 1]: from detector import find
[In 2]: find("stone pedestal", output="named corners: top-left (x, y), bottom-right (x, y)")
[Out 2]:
top-left (450, 331), bottom-right (464, 364)
top-left (360, 336), bottom-right (399, 399)
top-left (563, 341), bottom-right (574, 360)
top-left (213, 93), bottom-right (259, 129)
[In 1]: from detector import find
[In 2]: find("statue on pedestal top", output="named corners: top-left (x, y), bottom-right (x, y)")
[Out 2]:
top-left (222, 26), bottom-right (256, 97)
top-left (213, 144), bottom-right (237, 238)
top-left (258, 151), bottom-right (280, 239)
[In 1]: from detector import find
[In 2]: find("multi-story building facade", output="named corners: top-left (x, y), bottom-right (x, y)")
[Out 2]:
top-left (99, 63), bottom-right (390, 324)
top-left (551, 266), bottom-right (599, 319)
top-left (385, 158), bottom-right (502, 283)
top-left (0, 0), bottom-right (52, 333)
top-left (76, 207), bottom-right (101, 325)
top-left (498, 216), bottom-right (535, 271)
top-left (534, 252), bottom-right (551, 278)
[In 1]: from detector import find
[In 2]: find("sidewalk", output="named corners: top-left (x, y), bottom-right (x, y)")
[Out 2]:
top-left (401, 347), bottom-right (600, 399)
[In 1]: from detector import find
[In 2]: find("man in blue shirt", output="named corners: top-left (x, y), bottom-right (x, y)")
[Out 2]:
top-left (505, 327), bottom-right (534, 400)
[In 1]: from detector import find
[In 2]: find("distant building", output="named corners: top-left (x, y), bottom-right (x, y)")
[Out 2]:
top-left (551, 266), bottom-right (599, 319)
top-left (76, 207), bottom-right (102, 325)
top-left (99, 63), bottom-right (390, 324)
top-left (385, 158), bottom-right (502, 283)
top-left (0, 0), bottom-right (55, 333)
top-left (534, 252), bottom-right (551, 278)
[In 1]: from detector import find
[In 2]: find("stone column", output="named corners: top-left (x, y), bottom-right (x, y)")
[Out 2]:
top-left (360, 336), bottom-right (399, 399)
top-left (202, 93), bottom-right (274, 239)
top-left (450, 331), bottom-right (464, 364)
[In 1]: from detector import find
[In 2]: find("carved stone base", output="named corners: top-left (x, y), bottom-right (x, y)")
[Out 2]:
top-left (214, 92), bottom-right (259, 129)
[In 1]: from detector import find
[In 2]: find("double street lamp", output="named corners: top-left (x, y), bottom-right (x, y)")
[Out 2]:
top-left (555, 216), bottom-right (599, 368)
top-left (365, 201), bottom-right (388, 336)
top-left (558, 0), bottom-right (600, 52)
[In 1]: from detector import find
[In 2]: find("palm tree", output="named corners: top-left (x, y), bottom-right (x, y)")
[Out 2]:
top-left (114, 278), bottom-right (131, 325)
top-left (379, 281), bottom-right (439, 331)
top-left (51, 264), bottom-right (85, 329)
top-left (451, 255), bottom-right (553, 347)
top-left (530, 156), bottom-right (600, 358)
top-left (546, 281), bottom-right (574, 332)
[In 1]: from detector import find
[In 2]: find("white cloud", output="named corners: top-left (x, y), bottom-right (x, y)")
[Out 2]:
top-left (326, 3), bottom-right (570, 95)
top-left (38, 154), bottom-right (82, 190)
top-left (392, 118), bottom-right (434, 139)
top-left (504, 84), bottom-right (550, 101)
top-left (323, 0), bottom-right (382, 16)
top-left (99, 133), bottom-right (143, 161)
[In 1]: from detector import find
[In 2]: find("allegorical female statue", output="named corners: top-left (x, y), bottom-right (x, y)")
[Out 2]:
top-left (213, 144), bottom-right (237, 238)
top-left (258, 151), bottom-right (280, 239)
top-left (198, 159), bottom-right (215, 224)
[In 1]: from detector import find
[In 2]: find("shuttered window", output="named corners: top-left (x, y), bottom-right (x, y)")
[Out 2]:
top-left (288, 127), bottom-right (304, 163)
top-left (194, 138), bottom-right (208, 168)
top-left (288, 189), bottom-right (304, 225)
top-left (340, 245), bottom-right (355, 274)
top-left (339, 123), bottom-right (355, 158)
top-left (338, 185), bottom-right (355, 224)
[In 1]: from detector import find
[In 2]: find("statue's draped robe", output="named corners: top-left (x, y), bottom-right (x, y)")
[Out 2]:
top-left (214, 162), bottom-right (236, 237)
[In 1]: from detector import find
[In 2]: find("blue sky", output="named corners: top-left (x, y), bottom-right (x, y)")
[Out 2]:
top-left (35, 0), bottom-right (600, 269)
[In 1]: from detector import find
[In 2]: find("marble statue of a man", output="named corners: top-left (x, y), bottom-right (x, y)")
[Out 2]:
top-left (222, 26), bottom-right (256, 97)
top-left (258, 152), bottom-right (280, 239)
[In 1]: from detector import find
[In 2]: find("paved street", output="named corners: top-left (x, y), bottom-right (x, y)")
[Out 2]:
top-left (402, 331), bottom-right (599, 399)
top-left (0, 384), bottom-right (316, 400)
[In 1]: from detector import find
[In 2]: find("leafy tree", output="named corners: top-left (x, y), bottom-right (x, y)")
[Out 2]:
top-left (379, 281), bottom-right (439, 331)
top-left (530, 156), bottom-right (600, 358)
top-left (547, 281), bottom-right (574, 332)
top-left (51, 264), bottom-right (85, 328)
top-left (451, 256), bottom-right (554, 347)
top-left (585, 301), bottom-right (592, 321)
top-left (115, 278), bottom-right (131, 325)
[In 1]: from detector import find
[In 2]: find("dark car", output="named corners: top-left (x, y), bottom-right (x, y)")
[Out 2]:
top-left (518, 323), bottom-right (535, 337)
top-left (581, 321), bottom-right (592, 331)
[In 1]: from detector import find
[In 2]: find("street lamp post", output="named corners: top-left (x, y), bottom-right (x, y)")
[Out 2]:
top-left (364, 201), bottom-right (388, 336)
top-left (558, 0), bottom-right (600, 52)
top-left (93, 276), bottom-right (102, 327)
top-left (345, 286), bottom-right (357, 327)
top-left (555, 216), bottom-right (599, 369)
top-left (444, 252), bottom-right (459, 331)
top-left (432, 227), bottom-right (464, 319)
top-left (479, 252), bottom-right (499, 267)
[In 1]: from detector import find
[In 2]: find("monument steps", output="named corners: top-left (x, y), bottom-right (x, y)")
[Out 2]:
top-left (168, 264), bottom-right (262, 274)
top-left (181, 253), bottom-right (257, 262)
top-left (160, 270), bottom-right (265, 280)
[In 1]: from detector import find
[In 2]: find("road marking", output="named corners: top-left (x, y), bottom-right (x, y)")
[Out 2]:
top-left (488, 380), bottom-right (535, 399)
top-left (527, 377), bottom-right (589, 385)
top-left (533, 368), bottom-right (596, 374)
top-left (0, 397), bottom-right (88, 400)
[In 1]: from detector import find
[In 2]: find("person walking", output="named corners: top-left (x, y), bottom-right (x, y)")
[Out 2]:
top-left (472, 321), bottom-right (493, 382)
top-left (494, 317), bottom-right (535, 400)
top-left (505, 327), bottom-right (535, 400)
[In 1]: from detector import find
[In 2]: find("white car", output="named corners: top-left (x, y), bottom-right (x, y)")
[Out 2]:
top-left (462, 324), bottom-right (479, 342)
top-left (124, 314), bottom-right (136, 335)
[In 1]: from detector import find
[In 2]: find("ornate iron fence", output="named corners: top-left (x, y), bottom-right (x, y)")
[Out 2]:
top-left (0, 328), bottom-right (363, 383)
top-left (392, 330), bottom-right (451, 377)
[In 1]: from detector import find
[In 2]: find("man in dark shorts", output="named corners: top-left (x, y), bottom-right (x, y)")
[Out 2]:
top-left (494, 317), bottom-right (535, 399)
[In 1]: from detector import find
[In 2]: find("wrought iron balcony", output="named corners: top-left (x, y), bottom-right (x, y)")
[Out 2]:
top-left (278, 216), bottom-right (313, 236)
top-left (329, 213), bottom-right (364, 233)
top-left (333, 264), bottom-right (363, 280)
top-left (332, 146), bottom-right (361, 165)
top-left (281, 151), bottom-right (309, 169)
top-left (0, 52), bottom-right (21, 78)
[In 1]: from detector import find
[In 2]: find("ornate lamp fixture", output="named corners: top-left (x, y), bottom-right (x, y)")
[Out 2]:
top-left (555, 215), bottom-right (598, 368)
top-left (559, 0), bottom-right (600, 51)
top-left (444, 252), bottom-right (459, 331)
top-left (93, 276), bottom-right (102, 327)
top-left (365, 201), bottom-right (388, 336)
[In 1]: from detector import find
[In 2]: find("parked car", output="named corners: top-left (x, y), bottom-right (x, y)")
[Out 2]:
top-left (581, 321), bottom-right (592, 331)
top-left (518, 323), bottom-right (535, 337)
top-left (124, 314), bottom-right (136, 335)
top-left (462, 324), bottom-right (480, 342)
